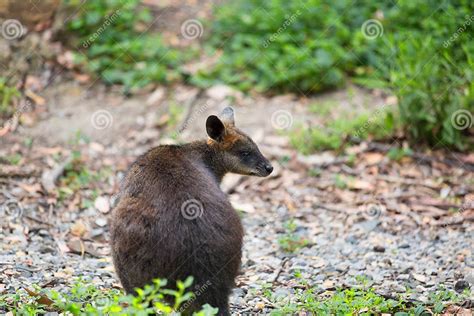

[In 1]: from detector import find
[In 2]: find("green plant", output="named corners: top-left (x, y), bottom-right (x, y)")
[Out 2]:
top-left (290, 111), bottom-right (394, 153)
top-left (387, 147), bottom-right (413, 161)
top-left (427, 285), bottom-right (471, 314)
top-left (278, 220), bottom-right (309, 253)
top-left (271, 287), bottom-right (403, 315)
top-left (0, 77), bottom-right (20, 115)
top-left (57, 132), bottom-right (112, 203)
top-left (366, 1), bottom-right (474, 150)
top-left (309, 101), bottom-right (335, 116)
top-left (0, 277), bottom-right (218, 315)
top-left (65, 0), bottom-right (189, 93)
top-left (267, 271), bottom-right (471, 315)
top-left (334, 175), bottom-right (348, 189)
top-left (308, 168), bottom-right (322, 177)
top-left (270, 285), bottom-right (468, 315)
top-left (60, 151), bottom-right (96, 190)
top-left (389, 40), bottom-right (472, 149)
top-left (4, 153), bottom-right (22, 165)
top-left (195, 0), bottom-right (473, 150)
top-left (192, 0), bottom-right (368, 93)
top-left (168, 102), bottom-right (185, 130)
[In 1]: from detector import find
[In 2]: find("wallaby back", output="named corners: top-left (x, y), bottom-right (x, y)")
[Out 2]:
top-left (110, 107), bottom-right (272, 315)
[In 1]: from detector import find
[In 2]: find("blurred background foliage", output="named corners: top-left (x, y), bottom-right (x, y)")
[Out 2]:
top-left (194, 0), bottom-right (473, 150)
top-left (59, 0), bottom-right (473, 150)
top-left (64, 0), bottom-right (189, 93)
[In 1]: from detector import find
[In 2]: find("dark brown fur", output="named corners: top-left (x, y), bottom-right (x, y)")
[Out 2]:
top-left (110, 108), bottom-right (272, 315)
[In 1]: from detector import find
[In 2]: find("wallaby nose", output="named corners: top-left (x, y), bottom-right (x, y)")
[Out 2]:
top-left (265, 164), bottom-right (273, 174)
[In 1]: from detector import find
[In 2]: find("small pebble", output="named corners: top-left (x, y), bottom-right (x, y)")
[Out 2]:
top-left (454, 280), bottom-right (470, 293)
top-left (373, 245), bottom-right (386, 253)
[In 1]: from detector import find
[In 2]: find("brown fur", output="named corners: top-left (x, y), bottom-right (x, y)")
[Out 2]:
top-left (207, 123), bottom-right (242, 149)
top-left (110, 109), bottom-right (272, 315)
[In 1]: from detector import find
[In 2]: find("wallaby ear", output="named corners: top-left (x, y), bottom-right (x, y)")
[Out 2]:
top-left (220, 106), bottom-right (235, 126)
top-left (206, 115), bottom-right (226, 141)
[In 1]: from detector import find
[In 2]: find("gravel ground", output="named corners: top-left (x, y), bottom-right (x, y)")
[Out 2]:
top-left (1, 84), bottom-right (473, 314)
top-left (1, 0), bottom-right (472, 314)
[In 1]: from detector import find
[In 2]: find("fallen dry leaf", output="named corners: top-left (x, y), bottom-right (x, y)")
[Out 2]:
top-left (70, 221), bottom-right (88, 237)
top-left (361, 152), bottom-right (385, 165)
top-left (443, 305), bottom-right (472, 315)
top-left (25, 89), bottom-right (46, 106)
top-left (24, 288), bottom-right (54, 306)
top-left (348, 179), bottom-right (374, 191)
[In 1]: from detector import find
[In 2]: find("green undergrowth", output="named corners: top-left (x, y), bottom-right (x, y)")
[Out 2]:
top-left (0, 277), bottom-right (469, 315)
top-left (271, 287), bottom-right (470, 315)
top-left (270, 278), bottom-right (471, 315)
top-left (0, 77), bottom-right (20, 117)
top-left (192, 0), bottom-right (474, 150)
top-left (55, 133), bottom-right (112, 207)
top-left (64, 0), bottom-right (192, 93)
top-left (0, 277), bottom-right (217, 316)
top-left (278, 219), bottom-right (310, 253)
top-left (61, 0), bottom-right (473, 149)
top-left (290, 107), bottom-right (396, 153)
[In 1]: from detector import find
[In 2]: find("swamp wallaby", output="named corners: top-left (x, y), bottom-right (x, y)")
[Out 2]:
top-left (110, 107), bottom-right (273, 315)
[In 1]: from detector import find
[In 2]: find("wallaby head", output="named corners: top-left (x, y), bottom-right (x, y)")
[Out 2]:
top-left (206, 107), bottom-right (273, 177)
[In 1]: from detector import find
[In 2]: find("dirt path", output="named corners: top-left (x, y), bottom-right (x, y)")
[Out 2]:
top-left (1, 79), bottom-right (473, 313)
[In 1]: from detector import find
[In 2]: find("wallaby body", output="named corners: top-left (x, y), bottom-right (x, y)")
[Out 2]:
top-left (110, 107), bottom-right (273, 315)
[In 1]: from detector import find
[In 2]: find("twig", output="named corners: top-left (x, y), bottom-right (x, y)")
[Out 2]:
top-left (378, 191), bottom-right (426, 200)
top-left (410, 204), bottom-right (446, 216)
top-left (41, 156), bottom-right (73, 193)
top-left (24, 288), bottom-right (54, 306)
top-left (24, 214), bottom-right (54, 227)
top-left (16, 265), bottom-right (41, 273)
top-left (313, 203), bottom-right (346, 213)
top-left (374, 174), bottom-right (440, 190)
top-left (260, 296), bottom-right (276, 308)
top-left (0, 165), bottom-right (39, 178)
top-left (366, 142), bottom-right (474, 172)
top-left (177, 89), bottom-right (205, 133)
top-left (411, 199), bottom-right (461, 210)
top-left (433, 215), bottom-right (474, 226)
top-left (272, 257), bottom-right (289, 284)
top-left (1, 189), bottom-right (16, 200)
top-left (297, 155), bottom-right (349, 167)
top-left (340, 164), bottom-right (358, 175)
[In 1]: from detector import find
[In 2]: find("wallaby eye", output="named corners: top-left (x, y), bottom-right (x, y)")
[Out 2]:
top-left (240, 151), bottom-right (251, 157)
